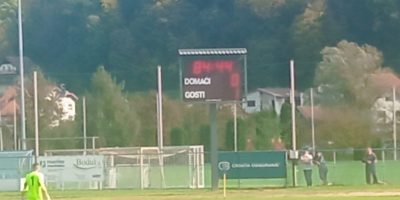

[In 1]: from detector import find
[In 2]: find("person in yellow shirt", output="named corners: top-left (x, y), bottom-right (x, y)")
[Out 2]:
top-left (23, 163), bottom-right (51, 200)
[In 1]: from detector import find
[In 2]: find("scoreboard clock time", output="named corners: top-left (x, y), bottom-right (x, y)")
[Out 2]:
top-left (179, 48), bottom-right (247, 102)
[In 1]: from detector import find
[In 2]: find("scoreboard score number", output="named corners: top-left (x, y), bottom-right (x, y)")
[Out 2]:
top-left (179, 49), bottom-right (247, 102)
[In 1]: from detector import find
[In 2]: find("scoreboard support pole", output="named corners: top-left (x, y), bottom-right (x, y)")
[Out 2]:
top-left (210, 103), bottom-right (219, 191)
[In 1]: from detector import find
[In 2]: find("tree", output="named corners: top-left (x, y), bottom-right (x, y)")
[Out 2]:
top-left (315, 108), bottom-right (378, 148)
top-left (170, 127), bottom-right (185, 146)
top-left (224, 118), bottom-right (247, 151)
top-left (128, 91), bottom-right (157, 146)
top-left (290, 0), bottom-right (326, 89)
top-left (24, 70), bottom-right (82, 151)
top-left (86, 66), bottom-right (139, 147)
top-left (314, 40), bottom-right (383, 107)
top-left (245, 110), bottom-right (281, 150)
top-left (0, 0), bottom-right (17, 57)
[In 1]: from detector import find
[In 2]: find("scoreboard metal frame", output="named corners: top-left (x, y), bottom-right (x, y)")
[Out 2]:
top-left (178, 48), bottom-right (248, 103)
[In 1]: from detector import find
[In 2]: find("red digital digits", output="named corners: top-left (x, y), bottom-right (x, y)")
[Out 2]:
top-left (230, 72), bottom-right (240, 88)
top-left (192, 60), bottom-right (234, 75)
top-left (230, 72), bottom-right (240, 100)
top-left (189, 59), bottom-right (241, 100)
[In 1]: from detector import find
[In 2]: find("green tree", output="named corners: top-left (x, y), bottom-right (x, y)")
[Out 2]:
top-left (24, 70), bottom-right (82, 151)
top-left (290, 0), bottom-right (326, 89)
top-left (170, 127), bottom-right (185, 146)
top-left (86, 66), bottom-right (139, 147)
top-left (0, 0), bottom-right (17, 57)
top-left (314, 40), bottom-right (383, 107)
top-left (315, 108), bottom-right (377, 148)
top-left (279, 102), bottom-right (291, 148)
top-left (129, 92), bottom-right (157, 146)
top-left (245, 110), bottom-right (281, 150)
top-left (224, 118), bottom-right (247, 151)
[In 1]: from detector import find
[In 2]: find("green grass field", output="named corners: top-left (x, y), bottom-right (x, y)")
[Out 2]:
top-left (2, 160), bottom-right (400, 199)
top-left (1, 185), bottom-right (400, 200)
top-left (110, 160), bottom-right (400, 189)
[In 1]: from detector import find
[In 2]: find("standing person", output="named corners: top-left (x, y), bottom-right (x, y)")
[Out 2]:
top-left (23, 163), bottom-right (51, 200)
top-left (300, 150), bottom-right (313, 187)
top-left (362, 147), bottom-right (379, 184)
top-left (314, 151), bottom-right (328, 185)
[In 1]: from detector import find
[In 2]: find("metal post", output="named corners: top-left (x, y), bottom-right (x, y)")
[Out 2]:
top-left (0, 112), bottom-right (3, 151)
top-left (0, 129), bottom-right (3, 151)
top-left (210, 103), bottom-right (219, 190)
top-left (34, 71), bottom-right (39, 162)
top-left (18, 0), bottom-right (27, 150)
top-left (83, 97), bottom-right (87, 155)
top-left (333, 151), bottom-right (337, 165)
top-left (290, 60), bottom-right (297, 187)
top-left (233, 103), bottom-right (238, 152)
top-left (179, 58), bottom-right (183, 100)
top-left (92, 137), bottom-right (95, 152)
top-left (157, 66), bottom-right (163, 149)
top-left (311, 88), bottom-right (315, 153)
top-left (393, 86), bottom-right (397, 160)
top-left (244, 55), bottom-right (248, 97)
top-left (157, 66), bottom-right (166, 188)
top-left (13, 100), bottom-right (17, 150)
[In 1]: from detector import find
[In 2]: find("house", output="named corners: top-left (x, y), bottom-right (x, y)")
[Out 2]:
top-left (0, 56), bottom-right (36, 123)
top-left (242, 88), bottom-right (302, 116)
top-left (45, 85), bottom-right (79, 127)
top-left (301, 71), bottom-right (400, 126)
top-left (367, 71), bottom-right (400, 124)
top-left (0, 86), bottom-right (19, 124)
top-left (0, 85), bottom-right (78, 128)
top-left (0, 56), bottom-right (79, 127)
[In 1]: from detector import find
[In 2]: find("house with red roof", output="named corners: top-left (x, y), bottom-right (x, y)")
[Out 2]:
top-left (0, 85), bottom-right (78, 128)
top-left (0, 86), bottom-right (19, 124)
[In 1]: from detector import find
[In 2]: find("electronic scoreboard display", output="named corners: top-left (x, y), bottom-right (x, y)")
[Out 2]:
top-left (179, 49), bottom-right (247, 102)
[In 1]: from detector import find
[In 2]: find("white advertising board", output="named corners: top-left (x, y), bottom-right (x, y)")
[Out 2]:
top-left (38, 155), bottom-right (104, 182)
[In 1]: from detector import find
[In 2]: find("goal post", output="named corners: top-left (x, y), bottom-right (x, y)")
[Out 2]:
top-left (100, 145), bottom-right (204, 189)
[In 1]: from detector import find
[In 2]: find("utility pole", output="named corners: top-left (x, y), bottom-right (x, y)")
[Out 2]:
top-left (18, 0), bottom-right (27, 150)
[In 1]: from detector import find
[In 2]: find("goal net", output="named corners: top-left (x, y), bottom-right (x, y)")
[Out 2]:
top-left (100, 145), bottom-right (204, 189)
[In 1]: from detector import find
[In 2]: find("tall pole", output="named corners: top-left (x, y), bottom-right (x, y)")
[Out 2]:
top-left (393, 86), bottom-right (397, 160)
top-left (83, 96), bottom-right (87, 155)
top-left (18, 0), bottom-right (26, 150)
top-left (0, 112), bottom-right (3, 151)
top-left (311, 88), bottom-right (315, 153)
top-left (34, 72), bottom-right (39, 162)
top-left (290, 60), bottom-right (297, 187)
top-left (157, 65), bottom-right (163, 149)
top-left (234, 103), bottom-right (238, 152)
top-left (210, 103), bottom-right (218, 190)
top-left (14, 100), bottom-right (17, 150)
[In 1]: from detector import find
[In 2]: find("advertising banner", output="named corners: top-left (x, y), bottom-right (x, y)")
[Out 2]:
top-left (218, 151), bottom-right (287, 179)
top-left (38, 155), bottom-right (104, 182)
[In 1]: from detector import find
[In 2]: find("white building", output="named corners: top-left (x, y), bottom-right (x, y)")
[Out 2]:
top-left (372, 95), bottom-right (400, 124)
top-left (46, 86), bottom-right (78, 127)
top-left (242, 88), bottom-right (302, 116)
top-left (367, 71), bottom-right (400, 125)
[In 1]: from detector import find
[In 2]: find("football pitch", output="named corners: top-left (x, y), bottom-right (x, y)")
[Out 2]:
top-left (1, 186), bottom-right (400, 200)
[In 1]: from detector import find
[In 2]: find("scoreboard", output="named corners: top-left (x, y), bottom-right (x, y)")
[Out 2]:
top-left (179, 48), bottom-right (247, 102)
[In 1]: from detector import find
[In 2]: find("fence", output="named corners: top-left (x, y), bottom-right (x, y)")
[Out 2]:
top-left (42, 146), bottom-right (205, 190)
top-left (2, 148), bottom-right (400, 191)
top-left (217, 148), bottom-right (400, 188)
top-left (211, 148), bottom-right (400, 188)
top-left (0, 150), bottom-right (32, 191)
top-left (294, 148), bottom-right (400, 186)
